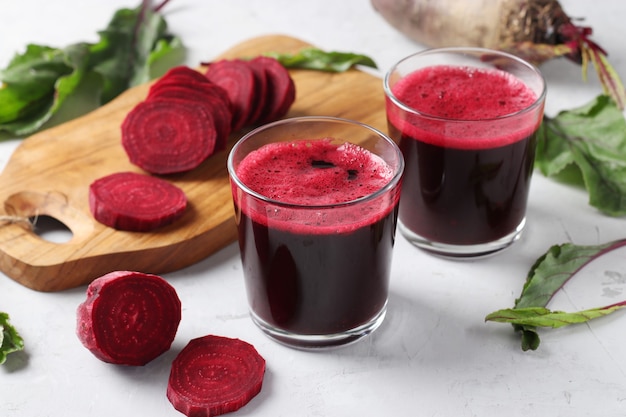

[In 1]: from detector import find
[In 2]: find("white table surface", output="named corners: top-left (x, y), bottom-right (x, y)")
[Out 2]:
top-left (1, 1), bottom-right (626, 416)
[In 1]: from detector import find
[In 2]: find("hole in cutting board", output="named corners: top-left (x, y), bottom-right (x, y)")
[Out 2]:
top-left (4, 191), bottom-right (93, 243)
top-left (30, 214), bottom-right (73, 243)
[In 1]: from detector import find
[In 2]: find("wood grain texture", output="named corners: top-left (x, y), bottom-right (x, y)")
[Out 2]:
top-left (0, 35), bottom-right (387, 292)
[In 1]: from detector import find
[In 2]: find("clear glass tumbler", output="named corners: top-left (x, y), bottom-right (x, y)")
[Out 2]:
top-left (384, 47), bottom-right (546, 257)
top-left (228, 116), bottom-right (404, 348)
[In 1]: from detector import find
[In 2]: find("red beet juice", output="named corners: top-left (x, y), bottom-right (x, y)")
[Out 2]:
top-left (386, 64), bottom-right (543, 249)
top-left (231, 138), bottom-right (401, 346)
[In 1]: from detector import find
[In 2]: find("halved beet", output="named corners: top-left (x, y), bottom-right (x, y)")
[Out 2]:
top-left (89, 171), bottom-right (187, 232)
top-left (167, 335), bottom-right (266, 417)
top-left (204, 59), bottom-right (257, 131)
top-left (248, 56), bottom-right (296, 123)
top-left (121, 98), bottom-right (218, 174)
top-left (76, 271), bottom-right (182, 366)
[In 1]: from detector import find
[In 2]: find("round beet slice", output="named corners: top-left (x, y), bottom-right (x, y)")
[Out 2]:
top-left (205, 59), bottom-right (257, 131)
top-left (121, 99), bottom-right (217, 174)
top-left (159, 65), bottom-right (211, 84)
top-left (89, 171), bottom-right (187, 232)
top-left (147, 85), bottom-right (233, 151)
top-left (244, 60), bottom-right (268, 126)
top-left (167, 335), bottom-right (266, 417)
top-left (248, 56), bottom-right (296, 123)
top-left (76, 271), bottom-right (182, 366)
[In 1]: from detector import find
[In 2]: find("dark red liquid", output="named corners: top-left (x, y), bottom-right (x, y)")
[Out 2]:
top-left (387, 65), bottom-right (542, 246)
top-left (389, 122), bottom-right (536, 244)
top-left (235, 205), bottom-right (398, 336)
top-left (232, 139), bottom-right (401, 341)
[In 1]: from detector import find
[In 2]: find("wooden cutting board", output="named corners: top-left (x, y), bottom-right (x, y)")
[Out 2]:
top-left (0, 34), bottom-right (388, 292)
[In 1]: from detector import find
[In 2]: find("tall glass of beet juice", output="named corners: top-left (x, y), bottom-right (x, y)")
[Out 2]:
top-left (384, 47), bottom-right (546, 257)
top-left (227, 116), bottom-right (404, 349)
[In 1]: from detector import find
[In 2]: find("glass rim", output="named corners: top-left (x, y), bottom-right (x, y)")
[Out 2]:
top-left (383, 46), bottom-right (548, 123)
top-left (227, 116), bottom-right (404, 210)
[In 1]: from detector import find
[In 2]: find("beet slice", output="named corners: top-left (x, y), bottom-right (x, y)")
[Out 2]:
top-left (76, 271), bottom-right (182, 366)
top-left (147, 84), bottom-right (233, 151)
top-left (244, 60), bottom-right (268, 126)
top-left (167, 335), bottom-right (266, 417)
top-left (205, 59), bottom-right (257, 131)
top-left (159, 65), bottom-right (211, 85)
top-left (121, 98), bottom-right (218, 174)
top-left (248, 56), bottom-right (296, 123)
top-left (89, 171), bottom-right (187, 232)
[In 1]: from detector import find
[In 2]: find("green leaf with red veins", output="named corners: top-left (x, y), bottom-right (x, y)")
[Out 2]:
top-left (0, 0), bottom-right (183, 136)
top-left (485, 239), bottom-right (626, 351)
top-left (536, 95), bottom-right (626, 216)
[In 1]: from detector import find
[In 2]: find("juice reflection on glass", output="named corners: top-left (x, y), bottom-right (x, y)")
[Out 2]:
top-left (227, 116), bottom-right (404, 348)
top-left (384, 48), bottom-right (546, 257)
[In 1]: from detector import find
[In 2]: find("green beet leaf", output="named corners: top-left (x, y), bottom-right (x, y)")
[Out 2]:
top-left (536, 95), bottom-right (626, 216)
top-left (485, 239), bottom-right (626, 351)
top-left (265, 48), bottom-right (378, 73)
top-left (0, 45), bottom-right (73, 125)
top-left (0, 0), bottom-right (184, 136)
top-left (0, 312), bottom-right (24, 365)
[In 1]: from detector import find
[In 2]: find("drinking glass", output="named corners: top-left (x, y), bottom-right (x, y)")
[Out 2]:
top-left (227, 116), bottom-right (404, 348)
top-left (384, 47), bottom-right (546, 257)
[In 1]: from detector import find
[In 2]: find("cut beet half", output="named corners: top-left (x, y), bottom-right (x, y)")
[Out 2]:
top-left (167, 335), bottom-right (266, 417)
top-left (76, 271), bottom-right (182, 366)
top-left (89, 171), bottom-right (187, 232)
top-left (248, 56), bottom-right (296, 123)
top-left (205, 59), bottom-right (257, 131)
top-left (121, 98), bottom-right (217, 174)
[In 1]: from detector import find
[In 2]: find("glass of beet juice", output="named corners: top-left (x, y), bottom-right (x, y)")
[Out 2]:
top-left (227, 116), bottom-right (404, 348)
top-left (384, 47), bottom-right (546, 257)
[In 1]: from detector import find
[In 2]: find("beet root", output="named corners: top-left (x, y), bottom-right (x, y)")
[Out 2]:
top-left (204, 59), bottom-right (258, 131)
top-left (89, 171), bottom-right (187, 232)
top-left (167, 335), bottom-right (266, 417)
top-left (76, 271), bottom-right (182, 366)
top-left (248, 56), bottom-right (296, 124)
top-left (121, 98), bottom-right (218, 174)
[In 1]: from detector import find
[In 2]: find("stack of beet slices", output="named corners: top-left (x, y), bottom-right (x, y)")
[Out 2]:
top-left (121, 66), bottom-right (232, 175)
top-left (90, 57), bottom-right (296, 232)
top-left (121, 58), bottom-right (296, 175)
top-left (205, 56), bottom-right (296, 131)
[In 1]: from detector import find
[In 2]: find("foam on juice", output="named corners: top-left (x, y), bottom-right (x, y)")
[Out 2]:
top-left (388, 65), bottom-right (540, 149)
top-left (234, 138), bottom-right (398, 233)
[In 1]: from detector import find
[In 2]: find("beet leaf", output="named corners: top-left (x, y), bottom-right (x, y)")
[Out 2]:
top-left (485, 239), bottom-right (626, 351)
top-left (536, 95), bottom-right (626, 216)
top-left (0, 312), bottom-right (24, 365)
top-left (0, 0), bottom-right (183, 136)
top-left (264, 48), bottom-right (377, 73)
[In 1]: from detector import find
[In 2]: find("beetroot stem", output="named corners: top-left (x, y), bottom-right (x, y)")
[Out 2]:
top-left (154, 0), bottom-right (172, 13)
top-left (560, 22), bottom-right (626, 109)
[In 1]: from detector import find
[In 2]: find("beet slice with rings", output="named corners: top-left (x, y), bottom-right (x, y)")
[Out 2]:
top-left (167, 335), bottom-right (266, 417)
top-left (76, 271), bottom-right (182, 366)
top-left (205, 59), bottom-right (257, 131)
top-left (248, 56), bottom-right (296, 124)
top-left (147, 85), bottom-right (233, 150)
top-left (245, 60), bottom-right (268, 126)
top-left (89, 171), bottom-right (187, 232)
top-left (159, 65), bottom-right (211, 84)
top-left (121, 98), bottom-right (218, 174)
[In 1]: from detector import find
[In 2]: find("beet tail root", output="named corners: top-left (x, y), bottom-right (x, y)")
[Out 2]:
top-left (371, 0), bottom-right (626, 108)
